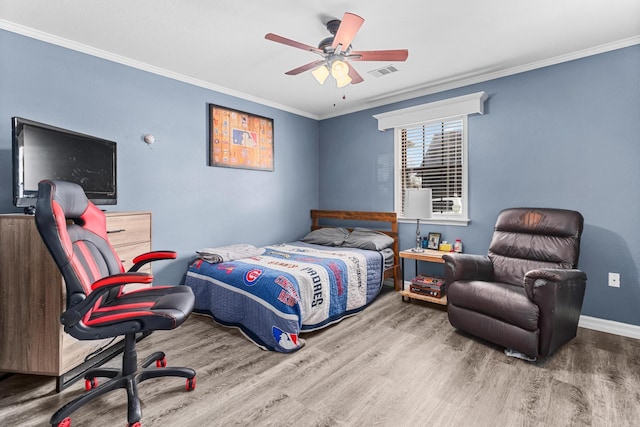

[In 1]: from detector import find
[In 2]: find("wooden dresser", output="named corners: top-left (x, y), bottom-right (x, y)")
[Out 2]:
top-left (0, 212), bottom-right (151, 389)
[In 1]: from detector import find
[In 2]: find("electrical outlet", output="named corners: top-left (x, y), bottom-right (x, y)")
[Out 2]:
top-left (608, 272), bottom-right (620, 288)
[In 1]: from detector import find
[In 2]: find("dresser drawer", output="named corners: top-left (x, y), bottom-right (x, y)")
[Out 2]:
top-left (106, 213), bottom-right (151, 247)
top-left (115, 241), bottom-right (152, 272)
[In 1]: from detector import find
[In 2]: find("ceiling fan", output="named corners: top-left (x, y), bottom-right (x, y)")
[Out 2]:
top-left (265, 12), bottom-right (409, 87)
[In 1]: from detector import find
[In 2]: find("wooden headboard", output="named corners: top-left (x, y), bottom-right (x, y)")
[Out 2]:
top-left (310, 210), bottom-right (401, 291)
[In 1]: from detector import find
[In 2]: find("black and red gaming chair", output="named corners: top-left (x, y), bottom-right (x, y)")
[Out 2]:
top-left (34, 180), bottom-right (196, 427)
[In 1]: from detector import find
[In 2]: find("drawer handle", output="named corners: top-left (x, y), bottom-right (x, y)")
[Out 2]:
top-left (107, 229), bottom-right (126, 234)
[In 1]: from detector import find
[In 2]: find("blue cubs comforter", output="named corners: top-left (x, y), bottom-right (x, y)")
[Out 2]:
top-left (184, 241), bottom-right (385, 352)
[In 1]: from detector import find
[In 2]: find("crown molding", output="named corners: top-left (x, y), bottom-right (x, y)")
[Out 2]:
top-left (320, 35), bottom-right (640, 120)
top-left (0, 19), bottom-right (320, 120)
top-left (2, 19), bottom-right (638, 122)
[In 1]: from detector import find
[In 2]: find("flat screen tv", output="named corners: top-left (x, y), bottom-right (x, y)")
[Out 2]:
top-left (12, 117), bottom-right (117, 209)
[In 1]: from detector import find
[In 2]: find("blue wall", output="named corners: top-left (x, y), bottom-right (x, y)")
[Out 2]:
top-left (0, 29), bottom-right (320, 284)
top-left (1, 27), bottom-right (639, 328)
top-left (319, 45), bottom-right (640, 327)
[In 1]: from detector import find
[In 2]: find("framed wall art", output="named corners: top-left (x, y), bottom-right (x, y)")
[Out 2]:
top-left (208, 104), bottom-right (274, 171)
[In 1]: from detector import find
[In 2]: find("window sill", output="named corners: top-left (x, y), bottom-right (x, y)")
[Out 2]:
top-left (400, 217), bottom-right (470, 227)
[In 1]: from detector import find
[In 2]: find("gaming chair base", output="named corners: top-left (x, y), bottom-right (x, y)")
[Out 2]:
top-left (55, 332), bottom-right (151, 393)
top-left (50, 333), bottom-right (196, 427)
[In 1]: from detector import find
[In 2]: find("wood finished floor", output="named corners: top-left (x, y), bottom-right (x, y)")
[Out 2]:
top-left (2, 285), bottom-right (640, 427)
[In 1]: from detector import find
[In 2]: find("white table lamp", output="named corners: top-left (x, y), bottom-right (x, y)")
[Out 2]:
top-left (404, 188), bottom-right (432, 252)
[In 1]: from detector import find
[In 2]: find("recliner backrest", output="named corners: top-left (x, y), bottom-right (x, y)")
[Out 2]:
top-left (35, 180), bottom-right (124, 306)
top-left (487, 208), bottom-right (583, 286)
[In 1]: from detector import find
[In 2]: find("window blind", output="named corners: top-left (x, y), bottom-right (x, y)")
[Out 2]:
top-left (401, 116), bottom-right (464, 216)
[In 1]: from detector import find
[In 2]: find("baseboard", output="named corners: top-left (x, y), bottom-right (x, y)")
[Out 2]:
top-left (401, 282), bottom-right (640, 341)
top-left (578, 315), bottom-right (640, 340)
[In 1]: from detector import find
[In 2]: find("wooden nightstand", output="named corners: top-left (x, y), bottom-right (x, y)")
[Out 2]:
top-left (399, 249), bottom-right (448, 306)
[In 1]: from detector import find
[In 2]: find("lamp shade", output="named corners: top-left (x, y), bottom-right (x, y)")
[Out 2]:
top-left (404, 188), bottom-right (432, 219)
top-left (331, 60), bottom-right (352, 87)
top-left (331, 60), bottom-right (349, 78)
top-left (311, 65), bottom-right (329, 85)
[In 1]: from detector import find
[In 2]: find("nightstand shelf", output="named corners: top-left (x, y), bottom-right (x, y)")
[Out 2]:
top-left (399, 248), bottom-right (448, 306)
top-left (399, 290), bottom-right (448, 305)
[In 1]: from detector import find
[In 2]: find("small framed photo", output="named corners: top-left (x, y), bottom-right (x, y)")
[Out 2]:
top-left (427, 232), bottom-right (441, 250)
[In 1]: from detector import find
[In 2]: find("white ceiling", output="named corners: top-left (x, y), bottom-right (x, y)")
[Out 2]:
top-left (1, 0), bottom-right (639, 119)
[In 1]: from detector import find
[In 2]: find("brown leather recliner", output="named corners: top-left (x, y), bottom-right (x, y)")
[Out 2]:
top-left (443, 208), bottom-right (587, 360)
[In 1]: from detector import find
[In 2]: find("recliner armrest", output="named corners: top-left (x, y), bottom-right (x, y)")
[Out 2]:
top-left (443, 253), bottom-right (493, 283)
top-left (523, 268), bottom-right (587, 301)
top-left (524, 268), bottom-right (587, 357)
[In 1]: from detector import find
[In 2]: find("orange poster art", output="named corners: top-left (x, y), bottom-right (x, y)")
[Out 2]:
top-left (209, 105), bottom-right (274, 171)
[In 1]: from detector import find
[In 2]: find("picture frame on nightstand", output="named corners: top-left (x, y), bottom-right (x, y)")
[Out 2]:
top-left (426, 232), bottom-right (441, 250)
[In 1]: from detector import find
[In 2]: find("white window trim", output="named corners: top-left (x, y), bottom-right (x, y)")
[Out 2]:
top-left (374, 91), bottom-right (487, 227)
top-left (373, 91), bottom-right (487, 131)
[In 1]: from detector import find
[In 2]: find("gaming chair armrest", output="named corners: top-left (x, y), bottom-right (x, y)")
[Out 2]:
top-left (90, 272), bottom-right (154, 291)
top-left (129, 250), bottom-right (177, 272)
top-left (61, 272), bottom-right (153, 327)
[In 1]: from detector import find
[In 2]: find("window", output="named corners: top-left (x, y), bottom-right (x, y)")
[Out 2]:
top-left (399, 116), bottom-right (466, 221)
top-left (373, 91), bottom-right (487, 226)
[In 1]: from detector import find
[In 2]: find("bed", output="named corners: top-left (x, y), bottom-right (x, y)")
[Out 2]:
top-left (184, 210), bottom-right (400, 352)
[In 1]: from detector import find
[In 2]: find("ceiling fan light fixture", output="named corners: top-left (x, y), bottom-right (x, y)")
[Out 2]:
top-left (335, 73), bottom-right (352, 88)
top-left (311, 64), bottom-right (330, 85)
top-left (331, 59), bottom-right (349, 78)
top-left (331, 60), bottom-right (352, 87)
top-left (266, 12), bottom-right (408, 87)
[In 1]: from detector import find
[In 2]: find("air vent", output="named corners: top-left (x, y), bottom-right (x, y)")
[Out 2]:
top-left (368, 65), bottom-right (399, 78)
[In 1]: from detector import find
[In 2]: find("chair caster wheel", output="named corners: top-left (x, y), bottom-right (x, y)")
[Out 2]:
top-left (54, 417), bottom-right (71, 427)
top-left (85, 377), bottom-right (98, 390)
top-left (156, 357), bottom-right (167, 368)
top-left (186, 376), bottom-right (196, 391)
top-left (126, 422), bottom-right (141, 427)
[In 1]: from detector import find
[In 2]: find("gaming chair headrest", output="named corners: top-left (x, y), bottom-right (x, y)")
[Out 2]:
top-left (37, 180), bottom-right (90, 217)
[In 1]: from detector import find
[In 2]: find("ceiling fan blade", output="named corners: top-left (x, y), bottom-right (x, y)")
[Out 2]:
top-left (347, 63), bottom-right (364, 84)
top-left (265, 33), bottom-right (324, 55)
top-left (332, 12), bottom-right (364, 51)
top-left (285, 59), bottom-right (326, 75)
top-left (349, 49), bottom-right (409, 62)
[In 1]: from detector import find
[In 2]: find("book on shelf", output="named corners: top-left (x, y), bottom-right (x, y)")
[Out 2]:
top-left (410, 275), bottom-right (445, 289)
top-left (409, 284), bottom-right (444, 298)
top-left (409, 275), bottom-right (446, 298)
